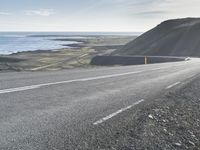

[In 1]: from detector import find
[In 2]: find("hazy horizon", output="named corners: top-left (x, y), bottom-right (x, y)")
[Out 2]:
top-left (0, 0), bottom-right (200, 32)
top-left (0, 31), bottom-right (145, 33)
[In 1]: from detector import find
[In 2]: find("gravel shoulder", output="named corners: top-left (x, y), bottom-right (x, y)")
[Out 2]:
top-left (84, 75), bottom-right (200, 150)
top-left (118, 76), bottom-right (200, 150)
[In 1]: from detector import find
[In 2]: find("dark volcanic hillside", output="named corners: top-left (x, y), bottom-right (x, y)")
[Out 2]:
top-left (113, 18), bottom-right (200, 57)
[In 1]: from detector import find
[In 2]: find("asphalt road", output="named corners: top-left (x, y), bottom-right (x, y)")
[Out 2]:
top-left (1, 58), bottom-right (200, 149)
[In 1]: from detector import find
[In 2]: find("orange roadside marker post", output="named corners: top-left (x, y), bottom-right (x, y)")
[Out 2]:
top-left (145, 56), bottom-right (148, 64)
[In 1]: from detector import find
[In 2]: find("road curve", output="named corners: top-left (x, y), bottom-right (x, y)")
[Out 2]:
top-left (1, 58), bottom-right (200, 149)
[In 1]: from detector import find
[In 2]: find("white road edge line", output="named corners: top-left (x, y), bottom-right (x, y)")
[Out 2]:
top-left (0, 70), bottom-right (143, 94)
top-left (93, 99), bottom-right (145, 125)
top-left (166, 82), bottom-right (181, 89)
top-left (0, 66), bottom-right (169, 94)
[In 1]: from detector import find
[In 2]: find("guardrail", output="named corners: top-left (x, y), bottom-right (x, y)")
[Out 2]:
top-left (90, 55), bottom-right (186, 66)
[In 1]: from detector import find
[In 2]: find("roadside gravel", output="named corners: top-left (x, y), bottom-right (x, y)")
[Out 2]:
top-left (85, 75), bottom-right (200, 150)
top-left (113, 76), bottom-right (200, 149)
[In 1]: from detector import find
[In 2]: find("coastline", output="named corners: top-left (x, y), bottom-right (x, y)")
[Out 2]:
top-left (0, 35), bottom-right (137, 72)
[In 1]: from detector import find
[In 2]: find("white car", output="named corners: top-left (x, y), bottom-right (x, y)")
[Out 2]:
top-left (185, 57), bottom-right (191, 61)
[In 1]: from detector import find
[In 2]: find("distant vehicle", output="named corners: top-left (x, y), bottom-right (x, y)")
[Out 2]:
top-left (185, 57), bottom-right (191, 61)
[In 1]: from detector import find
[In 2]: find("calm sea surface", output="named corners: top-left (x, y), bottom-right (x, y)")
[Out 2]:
top-left (0, 32), bottom-right (141, 55)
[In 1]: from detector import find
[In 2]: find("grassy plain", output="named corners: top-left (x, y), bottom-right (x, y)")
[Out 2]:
top-left (0, 35), bottom-right (136, 72)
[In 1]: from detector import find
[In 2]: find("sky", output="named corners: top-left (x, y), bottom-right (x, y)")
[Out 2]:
top-left (0, 0), bottom-right (200, 32)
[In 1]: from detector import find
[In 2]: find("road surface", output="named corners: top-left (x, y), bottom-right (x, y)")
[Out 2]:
top-left (1, 58), bottom-right (200, 149)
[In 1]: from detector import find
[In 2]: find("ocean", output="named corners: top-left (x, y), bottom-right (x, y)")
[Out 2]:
top-left (0, 32), bottom-right (141, 55)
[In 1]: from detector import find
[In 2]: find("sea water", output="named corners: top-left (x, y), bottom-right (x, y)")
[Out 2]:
top-left (0, 32), bottom-right (82, 55)
top-left (0, 32), bottom-right (141, 55)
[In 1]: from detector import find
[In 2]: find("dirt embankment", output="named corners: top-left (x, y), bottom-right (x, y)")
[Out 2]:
top-left (0, 57), bottom-right (25, 72)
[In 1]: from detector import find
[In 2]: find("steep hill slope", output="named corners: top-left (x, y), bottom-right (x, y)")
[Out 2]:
top-left (113, 18), bottom-right (200, 57)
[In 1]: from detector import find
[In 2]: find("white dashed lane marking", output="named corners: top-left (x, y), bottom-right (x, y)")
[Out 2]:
top-left (166, 82), bottom-right (181, 89)
top-left (93, 99), bottom-right (144, 125)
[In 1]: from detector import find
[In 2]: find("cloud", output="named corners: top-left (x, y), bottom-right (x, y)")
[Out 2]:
top-left (135, 10), bottom-right (168, 16)
top-left (0, 12), bottom-right (11, 15)
top-left (0, 21), bottom-right (66, 27)
top-left (25, 9), bottom-right (55, 16)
